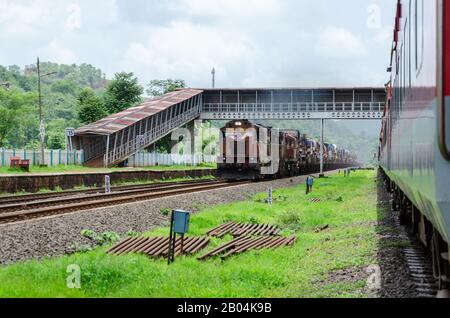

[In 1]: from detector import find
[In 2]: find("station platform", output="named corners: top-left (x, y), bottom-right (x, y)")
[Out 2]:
top-left (0, 168), bottom-right (217, 194)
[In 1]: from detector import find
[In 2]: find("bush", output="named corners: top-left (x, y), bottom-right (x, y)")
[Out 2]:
top-left (80, 229), bottom-right (121, 246)
top-left (277, 210), bottom-right (303, 231)
top-left (160, 208), bottom-right (171, 216)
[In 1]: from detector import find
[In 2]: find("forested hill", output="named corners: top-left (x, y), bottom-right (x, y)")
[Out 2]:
top-left (0, 63), bottom-right (108, 149)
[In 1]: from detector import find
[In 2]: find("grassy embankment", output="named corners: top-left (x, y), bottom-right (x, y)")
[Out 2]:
top-left (0, 163), bottom-right (217, 175)
top-left (0, 171), bottom-right (379, 298)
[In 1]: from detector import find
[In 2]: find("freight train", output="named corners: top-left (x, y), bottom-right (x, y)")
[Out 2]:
top-left (218, 119), bottom-right (356, 180)
top-left (378, 0), bottom-right (450, 295)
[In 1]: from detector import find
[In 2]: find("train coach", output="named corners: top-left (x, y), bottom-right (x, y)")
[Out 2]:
top-left (378, 0), bottom-right (450, 294)
top-left (217, 119), bottom-right (356, 181)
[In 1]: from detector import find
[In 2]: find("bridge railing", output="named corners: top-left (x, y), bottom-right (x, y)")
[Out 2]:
top-left (105, 106), bottom-right (201, 166)
top-left (202, 102), bottom-right (384, 113)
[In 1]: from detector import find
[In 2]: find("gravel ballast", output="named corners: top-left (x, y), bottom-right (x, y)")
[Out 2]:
top-left (371, 173), bottom-right (417, 298)
top-left (0, 173), bottom-right (324, 265)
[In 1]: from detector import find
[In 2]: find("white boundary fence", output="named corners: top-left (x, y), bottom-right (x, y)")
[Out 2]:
top-left (0, 148), bottom-right (84, 167)
top-left (0, 149), bottom-right (215, 168)
top-left (128, 153), bottom-right (217, 167)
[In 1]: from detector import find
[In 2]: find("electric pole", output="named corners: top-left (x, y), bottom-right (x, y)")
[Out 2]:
top-left (319, 118), bottom-right (325, 178)
top-left (37, 58), bottom-right (45, 166)
top-left (36, 58), bottom-right (57, 167)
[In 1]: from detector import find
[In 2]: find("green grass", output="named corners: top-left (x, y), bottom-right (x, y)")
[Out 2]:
top-left (0, 163), bottom-right (217, 175)
top-left (110, 175), bottom-right (216, 187)
top-left (0, 165), bottom-right (107, 174)
top-left (0, 171), bottom-right (379, 298)
top-left (135, 163), bottom-right (217, 171)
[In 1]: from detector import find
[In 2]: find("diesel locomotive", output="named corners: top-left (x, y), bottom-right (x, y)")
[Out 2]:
top-left (218, 119), bottom-right (356, 180)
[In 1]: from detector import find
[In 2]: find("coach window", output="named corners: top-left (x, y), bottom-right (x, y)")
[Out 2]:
top-left (403, 18), bottom-right (407, 102)
top-left (415, 0), bottom-right (424, 74)
top-left (407, 2), bottom-right (412, 88)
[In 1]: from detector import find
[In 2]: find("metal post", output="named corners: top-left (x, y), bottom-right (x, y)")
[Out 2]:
top-left (37, 58), bottom-right (45, 166)
top-left (211, 68), bottom-right (215, 88)
top-left (352, 89), bottom-right (355, 112)
top-left (237, 90), bottom-right (240, 112)
top-left (168, 210), bottom-right (176, 265)
top-left (271, 90), bottom-right (274, 112)
top-left (105, 135), bottom-right (110, 167)
top-left (333, 90), bottom-right (336, 111)
top-left (65, 135), bottom-right (69, 167)
top-left (36, 59), bottom-right (56, 166)
top-left (105, 175), bottom-right (111, 193)
top-left (112, 133), bottom-right (118, 163)
top-left (371, 89), bottom-right (374, 112)
top-left (320, 118), bottom-right (325, 177)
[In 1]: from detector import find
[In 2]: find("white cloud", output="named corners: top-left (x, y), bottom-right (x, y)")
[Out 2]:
top-left (372, 26), bottom-right (393, 46)
top-left (315, 27), bottom-right (368, 59)
top-left (0, 0), bottom-right (50, 37)
top-left (181, 0), bottom-right (281, 18)
top-left (0, 0), bottom-right (397, 88)
top-left (121, 21), bottom-right (259, 88)
top-left (41, 40), bottom-right (78, 64)
top-left (66, 3), bottom-right (82, 30)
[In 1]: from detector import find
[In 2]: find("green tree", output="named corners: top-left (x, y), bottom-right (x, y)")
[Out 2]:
top-left (46, 119), bottom-right (70, 149)
top-left (0, 106), bottom-right (17, 147)
top-left (104, 72), bottom-right (143, 114)
top-left (146, 79), bottom-right (186, 97)
top-left (51, 80), bottom-right (78, 95)
top-left (0, 62), bottom-right (111, 148)
top-left (0, 88), bottom-right (37, 147)
top-left (77, 88), bottom-right (107, 124)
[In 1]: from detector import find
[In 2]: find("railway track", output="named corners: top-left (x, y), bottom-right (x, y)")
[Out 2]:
top-left (0, 179), bottom-right (217, 205)
top-left (392, 217), bottom-right (438, 298)
top-left (0, 180), bottom-right (248, 224)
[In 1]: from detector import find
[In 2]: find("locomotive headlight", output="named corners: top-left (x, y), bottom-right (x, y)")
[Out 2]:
top-left (235, 121), bottom-right (242, 127)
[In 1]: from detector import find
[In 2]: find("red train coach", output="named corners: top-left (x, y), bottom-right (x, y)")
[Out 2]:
top-left (379, 0), bottom-right (450, 294)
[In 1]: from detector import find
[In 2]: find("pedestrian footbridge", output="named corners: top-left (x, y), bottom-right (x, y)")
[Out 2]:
top-left (74, 87), bottom-right (385, 167)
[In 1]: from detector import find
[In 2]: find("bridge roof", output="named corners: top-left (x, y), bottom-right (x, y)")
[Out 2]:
top-left (75, 86), bottom-right (385, 137)
top-left (75, 88), bottom-right (203, 136)
top-left (200, 87), bottom-right (385, 92)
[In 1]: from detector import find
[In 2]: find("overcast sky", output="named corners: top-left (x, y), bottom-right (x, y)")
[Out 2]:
top-left (0, 0), bottom-right (397, 89)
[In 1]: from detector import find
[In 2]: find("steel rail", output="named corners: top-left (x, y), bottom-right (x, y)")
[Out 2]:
top-left (0, 180), bottom-right (231, 214)
top-left (0, 181), bottom-right (249, 224)
top-left (0, 179), bottom-right (218, 206)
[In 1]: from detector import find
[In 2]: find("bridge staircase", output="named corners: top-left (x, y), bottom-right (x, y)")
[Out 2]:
top-left (74, 89), bottom-right (203, 167)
